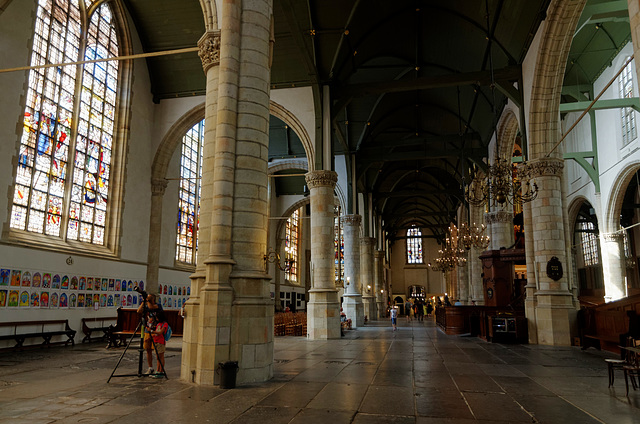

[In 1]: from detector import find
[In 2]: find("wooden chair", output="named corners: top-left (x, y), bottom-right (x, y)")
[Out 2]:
top-left (622, 337), bottom-right (640, 395)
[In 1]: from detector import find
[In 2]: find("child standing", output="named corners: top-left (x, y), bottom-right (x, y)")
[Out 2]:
top-left (390, 306), bottom-right (398, 331)
top-left (150, 310), bottom-right (168, 377)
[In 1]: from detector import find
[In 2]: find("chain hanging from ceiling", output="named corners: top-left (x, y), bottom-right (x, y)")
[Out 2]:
top-left (428, 222), bottom-right (490, 273)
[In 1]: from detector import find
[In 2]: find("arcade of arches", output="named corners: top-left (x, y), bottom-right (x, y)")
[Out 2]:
top-left (2, 0), bottom-right (640, 391)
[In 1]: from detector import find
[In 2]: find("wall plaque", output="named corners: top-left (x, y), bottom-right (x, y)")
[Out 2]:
top-left (546, 256), bottom-right (563, 281)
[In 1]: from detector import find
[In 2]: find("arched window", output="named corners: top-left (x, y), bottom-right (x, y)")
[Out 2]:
top-left (335, 206), bottom-right (344, 286)
top-left (619, 57), bottom-right (637, 145)
top-left (579, 221), bottom-right (599, 266)
top-left (284, 208), bottom-right (300, 283)
top-left (10, 0), bottom-right (123, 249)
top-left (406, 227), bottom-right (423, 264)
top-left (176, 120), bottom-right (204, 264)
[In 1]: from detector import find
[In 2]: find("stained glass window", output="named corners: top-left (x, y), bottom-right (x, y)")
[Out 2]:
top-left (285, 208), bottom-right (300, 283)
top-left (176, 120), bottom-right (204, 264)
top-left (11, 0), bottom-right (118, 246)
top-left (620, 57), bottom-right (637, 146)
top-left (406, 227), bottom-right (423, 264)
top-left (579, 221), bottom-right (599, 266)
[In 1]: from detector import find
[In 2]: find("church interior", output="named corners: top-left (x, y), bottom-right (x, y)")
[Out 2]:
top-left (1, 0), bottom-right (640, 421)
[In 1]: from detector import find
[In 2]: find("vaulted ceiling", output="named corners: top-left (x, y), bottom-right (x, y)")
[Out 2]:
top-left (121, 0), bottom-right (630, 242)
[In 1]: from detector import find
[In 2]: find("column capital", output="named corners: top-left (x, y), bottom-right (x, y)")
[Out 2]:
top-left (360, 237), bottom-right (376, 246)
top-left (374, 250), bottom-right (385, 259)
top-left (197, 30), bottom-right (221, 73)
top-left (305, 170), bottom-right (338, 189)
top-left (485, 211), bottom-right (513, 225)
top-left (151, 178), bottom-right (168, 196)
top-left (341, 214), bottom-right (361, 227)
top-left (518, 157), bottom-right (564, 180)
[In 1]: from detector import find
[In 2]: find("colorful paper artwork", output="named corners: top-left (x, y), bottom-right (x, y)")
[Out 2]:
top-left (93, 294), bottom-right (100, 306)
top-left (42, 273), bottom-right (51, 288)
top-left (108, 279), bottom-right (114, 291)
top-left (61, 275), bottom-right (69, 290)
top-left (168, 286), bottom-right (172, 295)
top-left (138, 281), bottom-right (144, 291)
top-left (101, 278), bottom-right (108, 291)
top-left (51, 292), bottom-right (59, 308)
top-left (115, 279), bottom-right (121, 291)
top-left (77, 293), bottom-right (85, 308)
top-left (127, 294), bottom-right (132, 306)
top-left (187, 287), bottom-right (190, 295)
top-left (100, 294), bottom-right (106, 307)
top-left (95, 278), bottom-right (101, 290)
top-left (71, 276), bottom-right (78, 290)
top-left (8, 290), bottom-right (19, 307)
top-left (40, 291), bottom-right (49, 308)
top-left (59, 293), bottom-right (68, 308)
top-left (86, 277), bottom-right (93, 291)
top-left (0, 289), bottom-right (7, 307)
top-left (114, 294), bottom-right (120, 306)
top-left (11, 270), bottom-right (21, 286)
top-left (79, 277), bottom-right (86, 291)
top-left (69, 293), bottom-right (76, 308)
top-left (21, 271), bottom-right (31, 287)
top-left (30, 291), bottom-right (40, 307)
top-left (85, 294), bottom-right (93, 308)
top-left (0, 269), bottom-right (9, 285)
top-left (19, 290), bottom-right (29, 307)
top-left (107, 294), bottom-right (113, 307)
top-left (127, 281), bottom-right (133, 291)
top-left (32, 272), bottom-right (42, 288)
top-left (52, 274), bottom-right (61, 289)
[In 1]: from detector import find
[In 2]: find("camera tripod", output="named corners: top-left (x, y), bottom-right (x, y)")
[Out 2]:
top-left (107, 294), bottom-right (168, 382)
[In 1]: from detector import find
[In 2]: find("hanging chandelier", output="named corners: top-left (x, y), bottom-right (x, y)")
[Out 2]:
top-left (465, 157), bottom-right (538, 207)
top-left (453, 222), bottom-right (490, 250)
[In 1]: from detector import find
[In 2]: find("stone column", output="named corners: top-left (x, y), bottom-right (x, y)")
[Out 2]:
top-left (457, 254), bottom-right (469, 304)
top-left (181, 29), bottom-right (221, 384)
top-left (523, 197), bottom-right (538, 344)
top-left (360, 237), bottom-right (376, 321)
top-left (145, 178), bottom-right (168, 296)
top-left (374, 250), bottom-right (384, 318)
top-left (520, 158), bottom-right (574, 346)
top-left (486, 211), bottom-right (514, 250)
top-left (342, 214), bottom-right (364, 327)
top-left (601, 233), bottom-right (627, 301)
top-left (469, 205), bottom-right (485, 304)
top-left (305, 170), bottom-right (341, 339)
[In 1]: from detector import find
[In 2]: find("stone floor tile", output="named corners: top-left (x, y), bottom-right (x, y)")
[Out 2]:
top-left (359, 385), bottom-right (415, 416)
top-left (288, 408), bottom-right (355, 424)
top-left (258, 381), bottom-right (326, 408)
top-left (306, 382), bottom-right (369, 411)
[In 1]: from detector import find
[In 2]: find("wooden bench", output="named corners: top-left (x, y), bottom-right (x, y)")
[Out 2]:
top-left (81, 316), bottom-right (118, 343)
top-left (0, 320), bottom-right (76, 350)
top-left (579, 296), bottom-right (640, 355)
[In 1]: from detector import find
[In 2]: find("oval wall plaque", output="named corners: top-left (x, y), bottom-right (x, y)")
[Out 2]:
top-left (546, 256), bottom-right (563, 281)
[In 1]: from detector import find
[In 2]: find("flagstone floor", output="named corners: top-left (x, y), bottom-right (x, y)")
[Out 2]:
top-left (0, 317), bottom-right (639, 423)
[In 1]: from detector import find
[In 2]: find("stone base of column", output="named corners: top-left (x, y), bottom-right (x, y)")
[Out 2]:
top-left (342, 294), bottom-right (364, 328)
top-left (363, 295), bottom-right (375, 322)
top-left (307, 288), bottom-right (341, 340)
top-left (525, 285), bottom-right (538, 344)
top-left (533, 290), bottom-right (576, 346)
top-left (376, 300), bottom-right (384, 319)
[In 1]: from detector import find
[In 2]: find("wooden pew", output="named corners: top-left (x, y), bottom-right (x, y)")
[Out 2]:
top-left (109, 308), bottom-right (183, 348)
top-left (579, 294), bottom-right (640, 355)
top-left (81, 316), bottom-right (118, 343)
top-left (0, 320), bottom-right (76, 350)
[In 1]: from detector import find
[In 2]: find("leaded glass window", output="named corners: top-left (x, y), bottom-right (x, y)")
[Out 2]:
top-left (620, 57), bottom-right (637, 146)
top-left (579, 221), bottom-right (599, 266)
top-left (11, 0), bottom-right (119, 246)
top-left (176, 120), bottom-right (204, 264)
top-left (406, 227), bottom-right (423, 264)
top-left (285, 208), bottom-right (300, 283)
top-left (335, 210), bottom-right (344, 286)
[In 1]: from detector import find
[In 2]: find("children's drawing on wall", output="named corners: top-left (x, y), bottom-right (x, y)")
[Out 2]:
top-left (86, 277), bottom-right (93, 291)
top-left (107, 294), bottom-right (114, 307)
top-left (8, 290), bottom-right (19, 307)
top-left (79, 277), bottom-right (86, 291)
top-left (138, 281), bottom-right (144, 291)
top-left (59, 293), bottom-right (68, 308)
top-left (21, 271), bottom-right (31, 287)
top-left (11, 270), bottom-right (21, 286)
top-left (32, 272), bottom-right (41, 288)
top-left (30, 291), bottom-right (39, 307)
top-left (69, 293), bottom-right (76, 308)
top-left (71, 276), bottom-right (78, 290)
top-left (101, 279), bottom-right (108, 291)
top-left (42, 273), bottom-right (51, 288)
top-left (114, 294), bottom-right (120, 306)
top-left (61, 275), bottom-right (69, 290)
top-left (0, 269), bottom-right (9, 286)
top-left (52, 274), bottom-right (61, 289)
top-left (77, 293), bottom-right (85, 308)
top-left (19, 290), bottom-right (29, 307)
top-left (50, 292), bottom-right (59, 308)
top-left (115, 279), bottom-right (121, 291)
top-left (108, 279), bottom-right (114, 291)
top-left (0, 289), bottom-right (7, 307)
top-left (40, 291), bottom-right (49, 308)
top-left (127, 280), bottom-right (133, 291)
top-left (100, 294), bottom-right (106, 307)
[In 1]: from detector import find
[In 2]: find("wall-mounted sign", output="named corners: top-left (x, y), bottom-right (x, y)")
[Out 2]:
top-left (546, 256), bottom-right (563, 281)
top-left (486, 288), bottom-right (494, 299)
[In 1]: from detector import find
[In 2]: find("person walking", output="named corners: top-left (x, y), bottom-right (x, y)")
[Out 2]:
top-left (390, 306), bottom-right (398, 331)
top-left (405, 299), bottom-right (413, 322)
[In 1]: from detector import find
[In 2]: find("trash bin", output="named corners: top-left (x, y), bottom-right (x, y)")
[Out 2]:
top-left (218, 361), bottom-right (239, 389)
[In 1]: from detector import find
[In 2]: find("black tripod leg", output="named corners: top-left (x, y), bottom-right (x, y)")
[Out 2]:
top-left (151, 338), bottom-right (169, 379)
top-left (107, 320), bottom-right (143, 383)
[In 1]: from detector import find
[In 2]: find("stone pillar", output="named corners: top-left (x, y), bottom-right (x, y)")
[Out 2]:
top-left (486, 211), bottom-right (514, 250)
top-left (522, 197), bottom-right (538, 344)
top-left (360, 237), bottom-right (376, 321)
top-left (469, 205), bottom-right (485, 305)
top-left (601, 233), bottom-right (627, 301)
top-left (374, 250), bottom-right (384, 318)
top-left (457, 254), bottom-right (469, 304)
top-left (181, 29), bottom-right (221, 384)
top-left (342, 214), bottom-right (364, 327)
top-left (520, 158), bottom-right (574, 346)
top-left (145, 178), bottom-right (168, 296)
top-left (306, 171), bottom-right (341, 339)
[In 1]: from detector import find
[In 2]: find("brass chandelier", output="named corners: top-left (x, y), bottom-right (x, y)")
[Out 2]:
top-left (465, 157), bottom-right (538, 207)
top-left (428, 222), bottom-right (489, 273)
